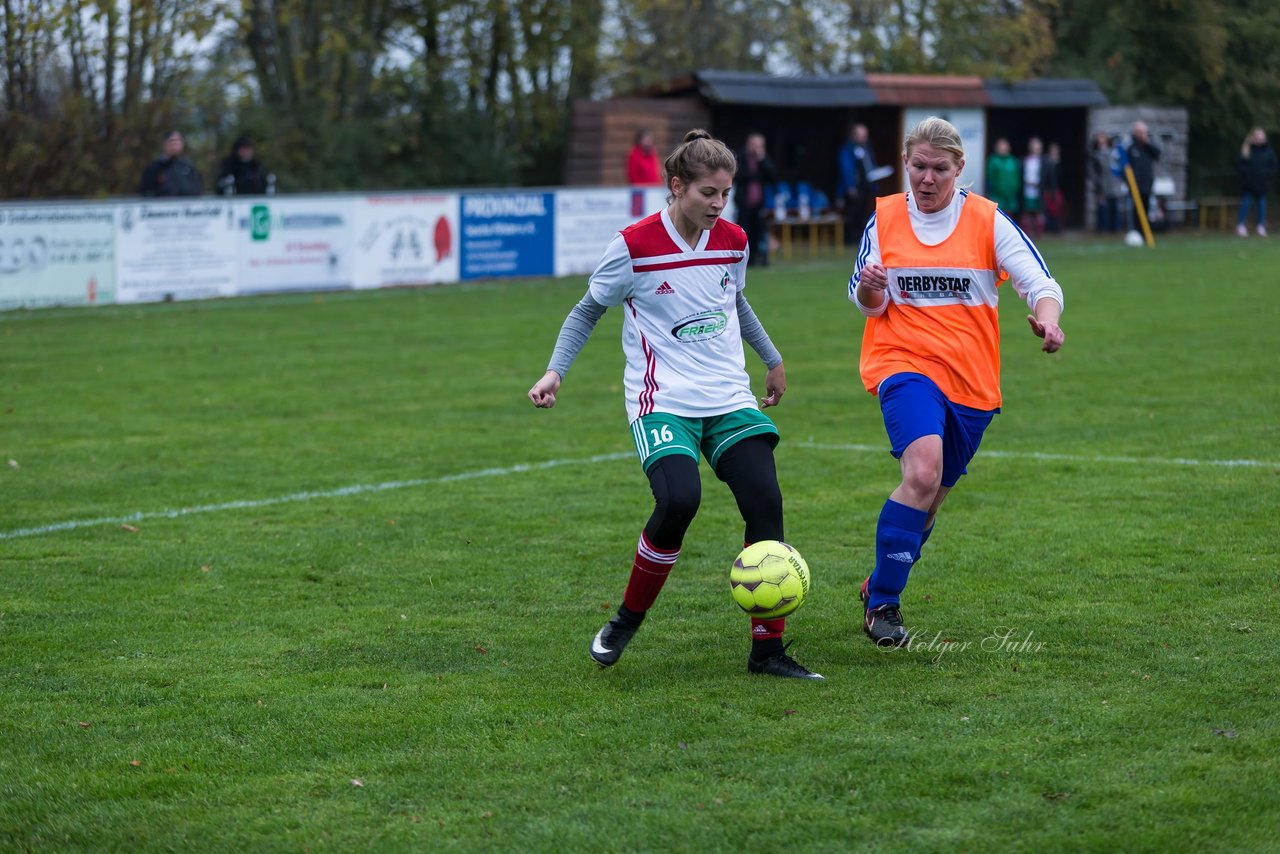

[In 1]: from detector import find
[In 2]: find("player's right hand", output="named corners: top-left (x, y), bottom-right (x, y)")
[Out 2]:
top-left (528, 370), bottom-right (562, 408)
top-left (859, 263), bottom-right (888, 291)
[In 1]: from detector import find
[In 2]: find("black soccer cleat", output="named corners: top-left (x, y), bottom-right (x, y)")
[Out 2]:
top-left (589, 615), bottom-right (640, 667)
top-left (864, 603), bottom-right (909, 648)
top-left (859, 575), bottom-right (871, 604)
top-left (748, 641), bottom-right (825, 680)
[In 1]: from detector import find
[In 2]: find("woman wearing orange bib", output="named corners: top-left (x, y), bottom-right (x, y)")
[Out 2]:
top-left (848, 117), bottom-right (1066, 647)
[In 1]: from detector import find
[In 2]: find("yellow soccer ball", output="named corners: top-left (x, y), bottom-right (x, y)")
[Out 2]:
top-left (729, 540), bottom-right (810, 619)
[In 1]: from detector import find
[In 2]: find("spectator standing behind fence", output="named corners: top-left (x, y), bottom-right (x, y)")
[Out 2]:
top-left (139, 130), bottom-right (202, 197)
top-left (837, 123), bottom-right (878, 247)
top-left (1043, 142), bottom-right (1063, 233)
top-left (217, 135), bottom-right (270, 196)
top-left (734, 132), bottom-right (776, 267)
top-left (985, 138), bottom-right (1020, 216)
top-left (1089, 133), bottom-right (1118, 233)
top-left (1020, 137), bottom-right (1044, 236)
top-left (1126, 122), bottom-right (1160, 230)
top-left (1235, 127), bottom-right (1276, 237)
top-left (626, 129), bottom-right (662, 186)
top-left (1108, 135), bottom-right (1132, 231)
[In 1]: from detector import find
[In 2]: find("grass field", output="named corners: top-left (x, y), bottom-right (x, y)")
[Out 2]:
top-left (2, 233), bottom-right (1278, 851)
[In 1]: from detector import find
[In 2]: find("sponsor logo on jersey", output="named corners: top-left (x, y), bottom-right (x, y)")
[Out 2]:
top-left (656, 281), bottom-right (675, 295)
top-left (894, 273), bottom-right (974, 300)
top-left (671, 311), bottom-right (728, 343)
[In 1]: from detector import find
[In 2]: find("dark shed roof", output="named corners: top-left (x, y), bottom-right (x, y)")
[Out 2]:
top-left (643, 70), bottom-right (1108, 110)
top-left (866, 74), bottom-right (986, 106)
top-left (692, 70), bottom-right (877, 107)
top-left (983, 78), bottom-right (1109, 108)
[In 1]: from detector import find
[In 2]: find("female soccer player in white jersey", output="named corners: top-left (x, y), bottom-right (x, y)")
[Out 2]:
top-left (528, 129), bottom-right (822, 680)
top-left (849, 116), bottom-right (1066, 647)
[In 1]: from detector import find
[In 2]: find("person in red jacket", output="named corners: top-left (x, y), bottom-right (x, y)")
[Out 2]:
top-left (626, 129), bottom-right (662, 186)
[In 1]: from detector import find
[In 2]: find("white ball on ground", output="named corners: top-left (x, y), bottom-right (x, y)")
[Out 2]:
top-left (1124, 230), bottom-right (1144, 247)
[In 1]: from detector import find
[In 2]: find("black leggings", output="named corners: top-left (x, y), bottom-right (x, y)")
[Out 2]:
top-left (642, 436), bottom-right (784, 550)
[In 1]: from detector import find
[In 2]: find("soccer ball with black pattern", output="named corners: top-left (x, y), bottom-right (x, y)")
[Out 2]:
top-left (729, 540), bottom-right (810, 620)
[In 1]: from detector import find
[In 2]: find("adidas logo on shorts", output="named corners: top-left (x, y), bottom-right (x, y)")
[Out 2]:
top-left (655, 282), bottom-right (675, 295)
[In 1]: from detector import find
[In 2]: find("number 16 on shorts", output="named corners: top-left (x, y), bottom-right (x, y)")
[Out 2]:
top-left (631, 413), bottom-right (698, 472)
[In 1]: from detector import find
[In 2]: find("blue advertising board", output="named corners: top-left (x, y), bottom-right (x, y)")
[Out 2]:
top-left (460, 192), bottom-right (554, 280)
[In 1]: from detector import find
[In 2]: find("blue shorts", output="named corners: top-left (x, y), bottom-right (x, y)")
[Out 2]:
top-left (878, 373), bottom-right (997, 488)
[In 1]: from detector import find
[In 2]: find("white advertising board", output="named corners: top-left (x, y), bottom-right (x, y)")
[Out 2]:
top-left (236, 197), bottom-right (355, 294)
top-left (0, 205), bottom-right (115, 309)
top-left (354, 194), bottom-right (459, 288)
top-left (555, 189), bottom-right (658, 277)
top-left (902, 107), bottom-right (986, 198)
top-left (115, 200), bottom-right (238, 304)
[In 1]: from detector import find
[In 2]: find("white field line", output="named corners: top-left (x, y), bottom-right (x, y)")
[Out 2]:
top-left (0, 452), bottom-right (633, 541)
top-left (793, 442), bottom-right (1280, 469)
top-left (3, 444), bottom-right (1276, 542)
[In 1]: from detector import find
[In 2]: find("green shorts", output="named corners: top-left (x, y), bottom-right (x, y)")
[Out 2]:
top-left (630, 409), bottom-right (779, 472)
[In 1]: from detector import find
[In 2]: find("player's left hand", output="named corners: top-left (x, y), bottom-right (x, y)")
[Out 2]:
top-left (528, 370), bottom-right (562, 408)
top-left (761, 363), bottom-right (787, 408)
top-left (1027, 315), bottom-right (1064, 353)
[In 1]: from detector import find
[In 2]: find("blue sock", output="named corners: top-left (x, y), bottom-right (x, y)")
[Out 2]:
top-left (868, 499), bottom-right (929, 610)
top-left (914, 523), bottom-right (934, 563)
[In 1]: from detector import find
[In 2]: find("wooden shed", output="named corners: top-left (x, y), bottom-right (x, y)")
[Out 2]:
top-left (563, 97), bottom-right (710, 187)
top-left (565, 70), bottom-right (1116, 228)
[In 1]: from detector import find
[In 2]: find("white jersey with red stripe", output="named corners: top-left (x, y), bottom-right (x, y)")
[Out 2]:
top-left (588, 206), bottom-right (756, 422)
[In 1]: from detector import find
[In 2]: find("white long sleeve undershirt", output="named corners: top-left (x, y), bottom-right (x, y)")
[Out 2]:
top-left (848, 189), bottom-right (1064, 317)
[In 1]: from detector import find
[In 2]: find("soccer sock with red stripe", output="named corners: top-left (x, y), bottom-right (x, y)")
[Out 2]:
top-left (621, 530), bottom-right (680, 614)
top-left (751, 618), bottom-right (785, 646)
top-left (743, 538), bottom-right (787, 649)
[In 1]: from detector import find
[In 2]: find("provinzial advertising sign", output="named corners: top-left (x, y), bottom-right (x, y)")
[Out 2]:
top-left (459, 192), bottom-right (553, 280)
top-left (353, 195), bottom-right (459, 288)
top-left (237, 197), bottom-right (355, 294)
top-left (115, 200), bottom-right (238, 304)
top-left (0, 204), bottom-right (116, 310)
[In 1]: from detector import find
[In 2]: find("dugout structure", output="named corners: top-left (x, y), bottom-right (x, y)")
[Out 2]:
top-left (566, 70), bottom-right (1147, 230)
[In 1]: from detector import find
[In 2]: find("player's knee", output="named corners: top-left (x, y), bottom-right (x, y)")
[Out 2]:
top-left (661, 479), bottom-right (702, 524)
top-left (898, 469), bottom-right (940, 509)
top-left (648, 455), bottom-right (702, 525)
top-left (901, 445), bottom-right (943, 493)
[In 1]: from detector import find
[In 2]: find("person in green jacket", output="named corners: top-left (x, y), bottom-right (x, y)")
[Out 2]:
top-left (985, 137), bottom-right (1020, 215)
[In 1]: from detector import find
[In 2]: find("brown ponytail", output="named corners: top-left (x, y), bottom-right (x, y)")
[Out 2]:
top-left (663, 129), bottom-right (737, 201)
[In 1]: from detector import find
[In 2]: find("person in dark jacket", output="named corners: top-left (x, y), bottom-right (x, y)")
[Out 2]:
top-left (837, 123), bottom-right (879, 247)
top-left (1088, 132), bottom-right (1118, 233)
top-left (1043, 141), bottom-right (1064, 233)
top-left (1236, 127), bottom-right (1277, 237)
top-left (217, 135), bottom-right (270, 196)
top-left (1126, 122), bottom-right (1160, 229)
top-left (733, 132), bottom-right (777, 267)
top-left (139, 130), bottom-right (203, 197)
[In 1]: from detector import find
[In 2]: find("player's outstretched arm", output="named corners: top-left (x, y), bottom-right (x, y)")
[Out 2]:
top-left (760, 362), bottom-right (786, 408)
top-left (528, 370), bottom-right (562, 408)
top-left (528, 292), bottom-right (609, 409)
top-left (1026, 297), bottom-right (1064, 353)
